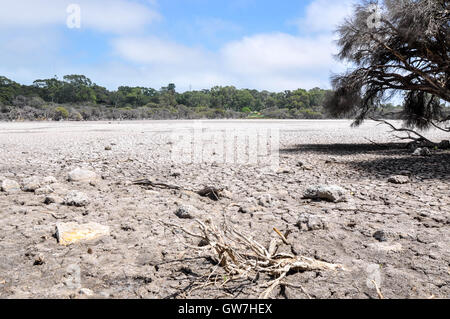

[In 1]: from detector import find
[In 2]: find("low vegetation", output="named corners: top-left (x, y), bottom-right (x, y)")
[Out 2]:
top-left (0, 75), bottom-right (402, 121)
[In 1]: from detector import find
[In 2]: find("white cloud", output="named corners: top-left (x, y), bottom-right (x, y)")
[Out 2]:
top-left (0, 0), bottom-right (355, 91)
top-left (109, 31), bottom-right (342, 91)
top-left (106, 0), bottom-right (354, 91)
top-left (221, 33), bottom-right (336, 74)
top-left (0, 0), bottom-right (160, 33)
top-left (295, 0), bottom-right (355, 33)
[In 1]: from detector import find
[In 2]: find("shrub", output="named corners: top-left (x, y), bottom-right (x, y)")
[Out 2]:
top-left (70, 111), bottom-right (83, 121)
top-left (53, 106), bottom-right (69, 120)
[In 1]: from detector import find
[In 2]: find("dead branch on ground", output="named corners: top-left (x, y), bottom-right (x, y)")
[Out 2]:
top-left (133, 179), bottom-right (181, 190)
top-left (162, 218), bottom-right (346, 299)
top-left (133, 180), bottom-right (224, 200)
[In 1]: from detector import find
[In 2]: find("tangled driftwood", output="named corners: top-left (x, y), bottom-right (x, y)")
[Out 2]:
top-left (163, 218), bottom-right (346, 299)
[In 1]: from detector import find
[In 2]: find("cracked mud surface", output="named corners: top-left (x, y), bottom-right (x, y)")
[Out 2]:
top-left (0, 120), bottom-right (448, 299)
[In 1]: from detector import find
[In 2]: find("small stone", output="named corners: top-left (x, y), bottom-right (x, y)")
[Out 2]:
top-left (63, 191), bottom-right (89, 207)
top-left (44, 195), bottom-right (63, 205)
top-left (198, 239), bottom-right (209, 247)
top-left (68, 168), bottom-right (98, 183)
top-left (55, 222), bottom-right (110, 246)
top-left (105, 146), bottom-right (112, 151)
top-left (373, 230), bottom-right (388, 242)
top-left (1, 179), bottom-right (21, 193)
top-left (303, 185), bottom-right (347, 202)
top-left (175, 205), bottom-right (196, 219)
top-left (238, 205), bottom-right (258, 214)
top-left (388, 175), bottom-right (410, 184)
top-left (35, 185), bottom-right (54, 195)
top-left (412, 147), bottom-right (431, 156)
top-left (297, 213), bottom-right (327, 231)
top-left (33, 254), bottom-right (45, 266)
top-left (22, 177), bottom-right (42, 192)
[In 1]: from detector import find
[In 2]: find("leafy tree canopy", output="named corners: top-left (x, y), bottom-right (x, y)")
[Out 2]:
top-left (325, 0), bottom-right (449, 129)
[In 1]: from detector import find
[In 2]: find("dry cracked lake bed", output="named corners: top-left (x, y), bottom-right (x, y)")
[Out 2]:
top-left (0, 120), bottom-right (449, 299)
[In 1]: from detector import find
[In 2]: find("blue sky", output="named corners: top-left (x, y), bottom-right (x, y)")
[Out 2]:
top-left (0, 0), bottom-right (355, 91)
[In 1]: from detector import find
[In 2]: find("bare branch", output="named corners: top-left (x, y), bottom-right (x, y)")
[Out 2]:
top-left (370, 118), bottom-right (436, 144)
top-left (161, 218), bottom-right (346, 299)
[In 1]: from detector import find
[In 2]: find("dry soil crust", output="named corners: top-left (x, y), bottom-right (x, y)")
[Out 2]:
top-left (0, 120), bottom-right (448, 299)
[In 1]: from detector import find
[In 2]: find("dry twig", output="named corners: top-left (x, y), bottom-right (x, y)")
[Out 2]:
top-left (162, 218), bottom-right (346, 299)
top-left (371, 280), bottom-right (385, 299)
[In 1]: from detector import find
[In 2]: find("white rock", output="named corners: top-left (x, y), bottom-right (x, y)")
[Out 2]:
top-left (303, 185), bottom-right (347, 202)
top-left (63, 191), bottom-right (89, 207)
top-left (55, 222), bottom-right (110, 246)
top-left (35, 185), bottom-right (54, 195)
top-left (22, 177), bottom-right (41, 192)
top-left (68, 168), bottom-right (98, 183)
top-left (1, 179), bottom-right (21, 193)
top-left (388, 175), bottom-right (409, 184)
top-left (413, 147), bottom-right (431, 156)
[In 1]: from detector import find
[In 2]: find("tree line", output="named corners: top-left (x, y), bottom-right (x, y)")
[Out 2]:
top-left (0, 74), bottom-right (338, 121)
top-left (0, 74), bottom-right (407, 121)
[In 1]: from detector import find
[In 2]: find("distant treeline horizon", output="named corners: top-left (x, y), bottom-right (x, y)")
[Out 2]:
top-left (0, 75), bottom-right (402, 121)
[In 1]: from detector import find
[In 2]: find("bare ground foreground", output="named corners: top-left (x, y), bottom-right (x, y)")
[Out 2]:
top-left (0, 120), bottom-right (448, 299)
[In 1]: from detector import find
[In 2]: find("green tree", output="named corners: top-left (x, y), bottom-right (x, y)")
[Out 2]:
top-left (325, 0), bottom-right (449, 129)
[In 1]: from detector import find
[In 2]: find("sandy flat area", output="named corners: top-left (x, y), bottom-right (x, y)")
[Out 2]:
top-left (0, 120), bottom-right (448, 299)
